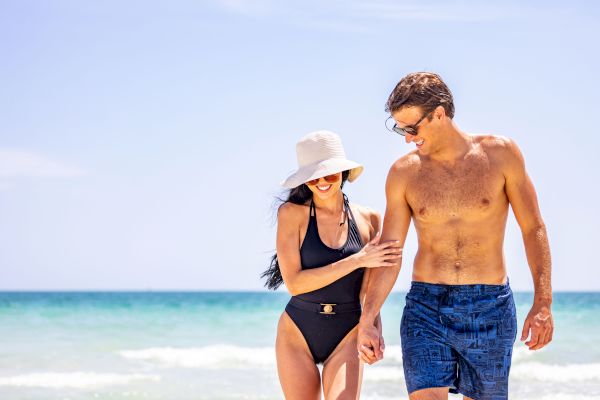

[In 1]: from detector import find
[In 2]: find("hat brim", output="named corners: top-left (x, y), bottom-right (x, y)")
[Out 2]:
top-left (280, 159), bottom-right (363, 189)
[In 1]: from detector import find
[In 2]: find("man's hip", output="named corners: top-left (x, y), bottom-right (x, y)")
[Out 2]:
top-left (400, 279), bottom-right (517, 399)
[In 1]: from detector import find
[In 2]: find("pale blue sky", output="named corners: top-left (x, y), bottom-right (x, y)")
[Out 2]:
top-left (1, 0), bottom-right (598, 291)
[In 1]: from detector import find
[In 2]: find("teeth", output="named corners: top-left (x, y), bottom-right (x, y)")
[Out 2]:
top-left (416, 140), bottom-right (424, 145)
top-left (317, 185), bottom-right (331, 191)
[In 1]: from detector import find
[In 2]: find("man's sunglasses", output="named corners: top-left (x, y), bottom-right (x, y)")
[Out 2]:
top-left (306, 173), bottom-right (340, 186)
top-left (386, 110), bottom-right (433, 136)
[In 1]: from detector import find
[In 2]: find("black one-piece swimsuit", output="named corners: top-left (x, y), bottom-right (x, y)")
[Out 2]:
top-left (284, 193), bottom-right (365, 364)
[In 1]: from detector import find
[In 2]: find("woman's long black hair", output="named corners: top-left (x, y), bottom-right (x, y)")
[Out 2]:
top-left (261, 170), bottom-right (351, 290)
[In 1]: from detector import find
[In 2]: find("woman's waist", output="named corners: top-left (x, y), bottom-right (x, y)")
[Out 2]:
top-left (293, 269), bottom-right (363, 302)
top-left (286, 296), bottom-right (361, 314)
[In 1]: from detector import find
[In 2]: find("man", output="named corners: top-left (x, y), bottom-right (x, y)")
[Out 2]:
top-left (357, 72), bottom-right (553, 400)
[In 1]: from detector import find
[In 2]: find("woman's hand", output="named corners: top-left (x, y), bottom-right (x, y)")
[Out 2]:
top-left (355, 233), bottom-right (402, 269)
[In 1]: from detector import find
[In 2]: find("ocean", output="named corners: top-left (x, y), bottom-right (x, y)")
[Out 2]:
top-left (0, 291), bottom-right (599, 400)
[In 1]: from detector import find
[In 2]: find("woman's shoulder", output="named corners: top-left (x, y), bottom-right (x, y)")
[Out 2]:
top-left (277, 201), bottom-right (310, 223)
top-left (349, 201), bottom-right (381, 228)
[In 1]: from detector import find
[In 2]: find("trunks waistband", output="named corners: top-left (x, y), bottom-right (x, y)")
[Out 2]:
top-left (409, 278), bottom-right (511, 295)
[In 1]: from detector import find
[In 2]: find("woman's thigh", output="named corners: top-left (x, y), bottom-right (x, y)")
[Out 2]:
top-left (321, 325), bottom-right (363, 400)
top-left (276, 311), bottom-right (321, 400)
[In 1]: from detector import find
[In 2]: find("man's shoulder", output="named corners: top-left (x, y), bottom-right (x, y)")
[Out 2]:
top-left (476, 134), bottom-right (522, 162)
top-left (385, 152), bottom-right (418, 193)
top-left (477, 134), bottom-right (513, 149)
top-left (390, 151), bottom-right (420, 174)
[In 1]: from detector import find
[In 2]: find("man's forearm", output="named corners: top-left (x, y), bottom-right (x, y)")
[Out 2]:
top-left (523, 225), bottom-right (552, 304)
top-left (359, 263), bottom-right (401, 325)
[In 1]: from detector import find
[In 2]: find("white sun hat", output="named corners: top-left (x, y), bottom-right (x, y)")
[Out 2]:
top-left (280, 130), bottom-right (364, 189)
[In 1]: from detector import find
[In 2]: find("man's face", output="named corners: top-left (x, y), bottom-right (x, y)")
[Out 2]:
top-left (391, 106), bottom-right (437, 153)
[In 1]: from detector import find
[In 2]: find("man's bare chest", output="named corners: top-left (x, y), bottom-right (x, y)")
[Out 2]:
top-left (406, 154), bottom-right (506, 220)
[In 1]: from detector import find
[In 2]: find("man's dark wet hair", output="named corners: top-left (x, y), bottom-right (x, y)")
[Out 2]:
top-left (385, 72), bottom-right (455, 119)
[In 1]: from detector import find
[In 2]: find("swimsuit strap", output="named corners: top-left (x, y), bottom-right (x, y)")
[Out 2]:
top-left (343, 193), bottom-right (356, 224)
top-left (309, 193), bottom-right (352, 225)
top-left (343, 193), bottom-right (365, 247)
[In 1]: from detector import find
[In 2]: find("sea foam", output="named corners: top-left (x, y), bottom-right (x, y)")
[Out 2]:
top-left (363, 366), bottom-right (405, 382)
top-left (511, 345), bottom-right (536, 362)
top-left (381, 345), bottom-right (403, 363)
top-left (511, 362), bottom-right (600, 382)
top-left (119, 345), bottom-right (275, 368)
top-left (0, 372), bottom-right (160, 389)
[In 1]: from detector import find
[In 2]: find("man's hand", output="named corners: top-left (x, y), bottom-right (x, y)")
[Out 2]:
top-left (357, 320), bottom-right (384, 364)
top-left (374, 313), bottom-right (385, 356)
top-left (521, 301), bottom-right (553, 350)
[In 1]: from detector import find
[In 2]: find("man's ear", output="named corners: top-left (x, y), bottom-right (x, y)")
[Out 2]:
top-left (435, 105), bottom-right (446, 120)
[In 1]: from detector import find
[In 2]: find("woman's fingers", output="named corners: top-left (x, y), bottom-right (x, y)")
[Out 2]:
top-left (371, 244), bottom-right (402, 256)
top-left (377, 240), bottom-right (401, 250)
top-left (384, 250), bottom-right (403, 256)
top-left (368, 232), bottom-right (382, 245)
top-left (362, 239), bottom-right (403, 268)
top-left (373, 261), bottom-right (396, 267)
top-left (379, 256), bottom-right (401, 264)
top-left (360, 344), bottom-right (375, 358)
top-left (382, 250), bottom-right (403, 258)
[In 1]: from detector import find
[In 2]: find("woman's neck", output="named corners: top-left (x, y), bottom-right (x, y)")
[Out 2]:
top-left (313, 191), bottom-right (345, 216)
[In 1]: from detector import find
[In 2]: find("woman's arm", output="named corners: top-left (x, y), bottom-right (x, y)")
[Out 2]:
top-left (277, 202), bottom-right (362, 296)
top-left (277, 203), bottom-right (399, 296)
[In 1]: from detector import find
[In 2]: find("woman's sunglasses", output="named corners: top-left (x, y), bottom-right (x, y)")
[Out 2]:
top-left (306, 173), bottom-right (340, 186)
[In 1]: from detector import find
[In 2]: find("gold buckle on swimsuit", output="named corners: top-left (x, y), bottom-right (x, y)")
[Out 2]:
top-left (320, 303), bottom-right (336, 314)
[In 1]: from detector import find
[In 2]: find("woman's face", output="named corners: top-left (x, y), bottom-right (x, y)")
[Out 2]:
top-left (305, 172), bottom-right (343, 201)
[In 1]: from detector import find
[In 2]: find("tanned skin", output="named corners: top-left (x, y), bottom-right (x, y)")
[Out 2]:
top-left (356, 105), bottom-right (553, 400)
top-left (275, 172), bottom-right (402, 400)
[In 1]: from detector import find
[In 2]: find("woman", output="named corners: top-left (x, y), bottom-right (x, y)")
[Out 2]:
top-left (262, 130), bottom-right (402, 399)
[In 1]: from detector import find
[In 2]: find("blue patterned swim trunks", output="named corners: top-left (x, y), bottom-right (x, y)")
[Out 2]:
top-left (401, 280), bottom-right (517, 400)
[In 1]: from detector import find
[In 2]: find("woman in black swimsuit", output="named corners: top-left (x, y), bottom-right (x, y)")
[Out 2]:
top-left (262, 131), bottom-right (402, 399)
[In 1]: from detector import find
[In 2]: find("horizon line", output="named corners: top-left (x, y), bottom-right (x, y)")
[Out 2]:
top-left (0, 289), bottom-right (597, 294)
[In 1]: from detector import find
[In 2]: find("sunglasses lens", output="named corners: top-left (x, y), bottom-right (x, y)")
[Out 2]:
top-left (323, 174), bottom-right (340, 183)
top-left (392, 125), bottom-right (406, 136)
top-left (306, 173), bottom-right (340, 186)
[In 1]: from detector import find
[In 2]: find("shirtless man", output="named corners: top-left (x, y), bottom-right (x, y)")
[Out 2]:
top-left (357, 72), bottom-right (553, 400)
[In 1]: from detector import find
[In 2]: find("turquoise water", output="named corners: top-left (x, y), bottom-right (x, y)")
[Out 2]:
top-left (1, 292), bottom-right (599, 399)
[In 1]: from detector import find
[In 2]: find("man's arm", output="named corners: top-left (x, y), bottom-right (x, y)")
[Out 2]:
top-left (358, 209), bottom-right (385, 352)
top-left (503, 138), bottom-right (553, 350)
top-left (357, 160), bottom-right (412, 363)
top-left (358, 208), bottom-right (383, 306)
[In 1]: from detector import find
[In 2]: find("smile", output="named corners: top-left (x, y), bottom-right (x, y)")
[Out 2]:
top-left (317, 185), bottom-right (332, 192)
